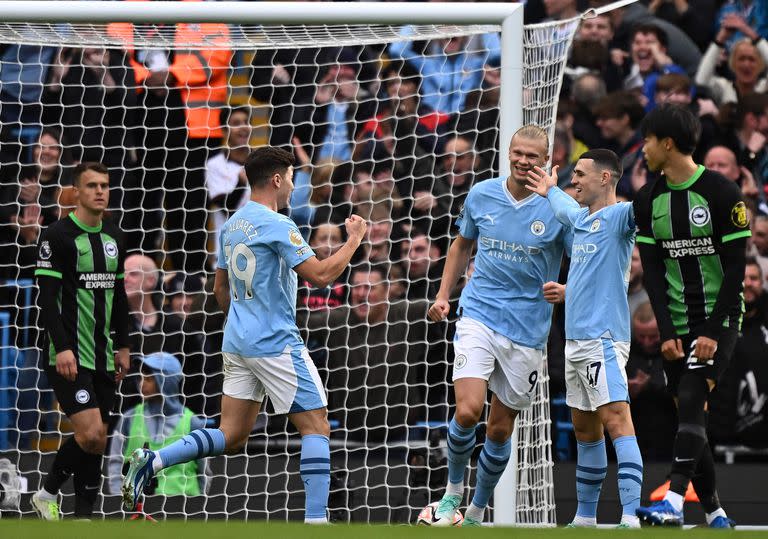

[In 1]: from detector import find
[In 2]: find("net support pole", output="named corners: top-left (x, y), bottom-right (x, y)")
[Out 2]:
top-left (493, 7), bottom-right (524, 527)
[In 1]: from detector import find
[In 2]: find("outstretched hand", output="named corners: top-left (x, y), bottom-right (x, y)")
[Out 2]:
top-left (526, 165), bottom-right (558, 197)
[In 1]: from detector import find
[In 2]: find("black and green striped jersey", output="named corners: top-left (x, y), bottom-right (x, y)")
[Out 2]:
top-left (633, 165), bottom-right (751, 339)
top-left (35, 213), bottom-right (128, 372)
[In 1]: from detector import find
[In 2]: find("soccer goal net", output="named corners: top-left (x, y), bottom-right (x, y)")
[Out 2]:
top-left (0, 0), bottom-right (591, 524)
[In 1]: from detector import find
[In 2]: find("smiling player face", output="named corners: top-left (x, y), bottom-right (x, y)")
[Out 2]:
top-left (570, 158), bottom-right (604, 206)
top-left (276, 165), bottom-right (295, 210)
top-left (508, 135), bottom-right (549, 189)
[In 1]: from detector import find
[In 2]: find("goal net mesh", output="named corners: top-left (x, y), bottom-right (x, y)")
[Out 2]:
top-left (0, 12), bottom-right (580, 524)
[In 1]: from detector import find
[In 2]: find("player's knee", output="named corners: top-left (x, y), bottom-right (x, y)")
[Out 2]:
top-left (455, 404), bottom-right (483, 428)
top-left (221, 426), bottom-right (249, 452)
top-left (485, 422), bottom-right (513, 443)
top-left (76, 428), bottom-right (107, 454)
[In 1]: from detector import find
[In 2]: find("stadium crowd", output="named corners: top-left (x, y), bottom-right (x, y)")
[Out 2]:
top-left (1, 0), bottom-right (767, 466)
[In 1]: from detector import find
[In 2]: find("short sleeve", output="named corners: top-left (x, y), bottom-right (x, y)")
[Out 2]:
top-left (456, 189), bottom-right (478, 240)
top-left (613, 202), bottom-right (636, 238)
top-left (633, 185), bottom-right (655, 246)
top-left (271, 217), bottom-right (315, 268)
top-left (34, 225), bottom-right (67, 279)
top-left (715, 180), bottom-right (751, 245)
top-left (216, 228), bottom-right (228, 270)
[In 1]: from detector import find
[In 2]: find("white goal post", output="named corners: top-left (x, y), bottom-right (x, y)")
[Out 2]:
top-left (0, 0), bottom-right (629, 525)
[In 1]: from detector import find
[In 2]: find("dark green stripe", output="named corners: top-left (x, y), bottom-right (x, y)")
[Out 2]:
top-left (35, 269), bottom-right (63, 278)
top-left (723, 230), bottom-right (751, 243)
top-left (75, 234), bottom-right (96, 370)
top-left (636, 235), bottom-right (656, 245)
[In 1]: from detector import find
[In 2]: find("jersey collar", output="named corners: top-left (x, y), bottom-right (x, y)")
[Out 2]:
top-left (502, 178), bottom-right (537, 209)
top-left (69, 212), bottom-right (102, 233)
top-left (666, 164), bottom-right (705, 190)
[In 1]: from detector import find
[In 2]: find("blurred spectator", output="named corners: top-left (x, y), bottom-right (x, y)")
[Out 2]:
top-left (578, 13), bottom-right (614, 45)
top-left (109, 12), bottom-right (232, 275)
top-left (543, 0), bottom-right (579, 21)
top-left (626, 302), bottom-right (677, 460)
top-left (454, 64), bottom-right (502, 172)
top-left (553, 128), bottom-right (575, 188)
top-left (0, 128), bottom-right (75, 279)
top-left (748, 214), bottom-right (768, 283)
top-left (307, 57), bottom-right (376, 164)
top-left (403, 232), bottom-right (443, 301)
top-left (704, 145), bottom-right (760, 201)
top-left (608, 24), bottom-right (686, 105)
top-left (205, 106), bottom-right (252, 243)
top-left (709, 257), bottom-right (768, 447)
top-left (389, 29), bottom-right (500, 114)
top-left (644, 0), bottom-right (715, 52)
top-left (0, 44), bottom-right (56, 166)
top-left (359, 218), bottom-right (396, 266)
top-left (107, 353), bottom-right (209, 496)
top-left (592, 91), bottom-right (645, 198)
top-left (124, 254), bottom-right (205, 413)
top-left (302, 264), bottom-right (430, 442)
top-left (696, 37), bottom-right (768, 106)
top-left (162, 272), bottom-right (204, 320)
top-left (569, 73), bottom-right (607, 148)
top-left (298, 223), bottom-right (347, 311)
top-left (595, 1), bottom-right (702, 76)
top-left (715, 1), bottom-right (768, 50)
top-left (250, 46), bottom-right (333, 149)
top-left (628, 245), bottom-right (649, 317)
top-left (42, 47), bottom-right (138, 224)
top-left (718, 92), bottom-right (768, 183)
top-left (555, 100), bottom-right (591, 164)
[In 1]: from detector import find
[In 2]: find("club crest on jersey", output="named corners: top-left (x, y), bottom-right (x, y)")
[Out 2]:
top-left (731, 201), bottom-right (748, 228)
top-left (104, 241), bottom-right (118, 258)
top-left (454, 354), bottom-right (467, 370)
top-left (689, 205), bottom-right (710, 227)
top-left (590, 219), bottom-right (601, 232)
top-left (530, 220), bottom-right (546, 236)
top-left (75, 390), bottom-right (90, 404)
top-left (39, 241), bottom-right (52, 260)
top-left (289, 229), bottom-right (304, 246)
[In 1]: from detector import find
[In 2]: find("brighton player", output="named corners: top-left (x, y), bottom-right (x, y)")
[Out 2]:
top-left (634, 104), bottom-right (747, 528)
top-left (428, 125), bottom-right (570, 527)
top-left (123, 146), bottom-right (367, 523)
top-left (526, 150), bottom-right (643, 528)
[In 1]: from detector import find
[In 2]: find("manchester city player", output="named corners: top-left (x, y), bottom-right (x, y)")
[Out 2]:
top-left (427, 125), bottom-right (570, 527)
top-left (527, 149), bottom-right (643, 528)
top-left (123, 146), bottom-right (367, 523)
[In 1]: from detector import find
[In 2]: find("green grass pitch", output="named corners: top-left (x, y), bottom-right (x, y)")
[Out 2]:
top-left (2, 521), bottom-right (768, 539)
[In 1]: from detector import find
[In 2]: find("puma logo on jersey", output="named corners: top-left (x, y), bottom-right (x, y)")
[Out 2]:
top-left (484, 214), bottom-right (495, 225)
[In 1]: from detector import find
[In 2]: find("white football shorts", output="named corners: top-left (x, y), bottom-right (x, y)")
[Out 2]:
top-left (565, 338), bottom-right (630, 412)
top-left (222, 347), bottom-right (327, 414)
top-left (452, 317), bottom-right (544, 411)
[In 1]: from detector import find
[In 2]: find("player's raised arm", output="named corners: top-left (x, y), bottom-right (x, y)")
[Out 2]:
top-left (428, 235), bottom-right (474, 322)
top-left (294, 215), bottom-right (367, 289)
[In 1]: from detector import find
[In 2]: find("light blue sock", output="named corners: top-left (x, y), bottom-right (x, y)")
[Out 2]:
top-left (156, 428), bottom-right (225, 470)
top-left (614, 435), bottom-right (643, 516)
top-left (470, 437), bottom-right (511, 510)
top-left (447, 417), bottom-right (476, 487)
top-left (300, 434), bottom-right (330, 520)
top-left (575, 439), bottom-right (607, 519)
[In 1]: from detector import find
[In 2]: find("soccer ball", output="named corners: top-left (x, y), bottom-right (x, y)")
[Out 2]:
top-left (416, 501), bottom-right (464, 526)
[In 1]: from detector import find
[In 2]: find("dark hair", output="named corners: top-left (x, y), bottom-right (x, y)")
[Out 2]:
top-left (655, 73), bottom-right (691, 95)
top-left (244, 146), bottom-right (295, 188)
top-left (592, 90), bottom-right (645, 128)
top-left (736, 92), bottom-right (768, 128)
top-left (631, 23), bottom-right (668, 49)
top-left (73, 162), bottom-right (109, 186)
top-left (579, 148), bottom-right (622, 185)
top-left (220, 105), bottom-right (252, 128)
top-left (640, 103), bottom-right (701, 155)
top-left (745, 255), bottom-right (762, 277)
top-left (351, 262), bottom-right (389, 282)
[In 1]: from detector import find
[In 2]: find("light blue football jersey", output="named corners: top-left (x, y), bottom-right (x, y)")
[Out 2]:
top-left (217, 201), bottom-right (315, 357)
top-left (457, 177), bottom-right (571, 350)
top-left (547, 186), bottom-right (635, 342)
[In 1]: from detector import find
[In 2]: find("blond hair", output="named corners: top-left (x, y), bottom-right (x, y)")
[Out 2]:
top-left (512, 124), bottom-right (550, 153)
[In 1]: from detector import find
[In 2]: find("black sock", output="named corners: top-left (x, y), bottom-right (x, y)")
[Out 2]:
top-left (670, 374), bottom-right (709, 495)
top-left (73, 451), bottom-right (103, 518)
top-left (691, 440), bottom-right (721, 514)
top-left (43, 437), bottom-right (84, 494)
